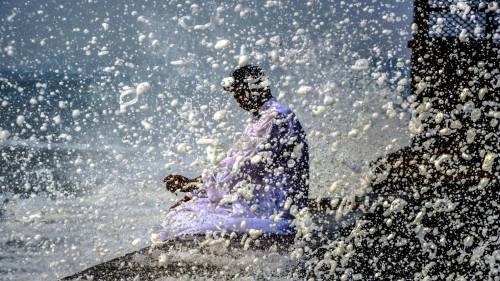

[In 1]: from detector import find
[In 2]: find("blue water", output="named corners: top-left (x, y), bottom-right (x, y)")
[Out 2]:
top-left (0, 1), bottom-right (413, 279)
top-left (0, 71), bottom-right (171, 279)
top-left (0, 68), bottom-right (411, 281)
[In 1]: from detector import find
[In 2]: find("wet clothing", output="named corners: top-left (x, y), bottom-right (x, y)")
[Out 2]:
top-left (160, 98), bottom-right (308, 241)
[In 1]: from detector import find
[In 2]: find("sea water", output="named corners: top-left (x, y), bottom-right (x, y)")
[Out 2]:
top-left (0, 1), bottom-right (413, 279)
top-left (0, 66), bottom-right (410, 281)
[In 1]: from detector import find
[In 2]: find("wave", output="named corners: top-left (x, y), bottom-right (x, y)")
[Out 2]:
top-left (0, 139), bottom-right (134, 153)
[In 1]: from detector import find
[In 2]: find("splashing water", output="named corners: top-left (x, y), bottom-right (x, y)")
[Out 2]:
top-left (0, 0), bottom-right (415, 279)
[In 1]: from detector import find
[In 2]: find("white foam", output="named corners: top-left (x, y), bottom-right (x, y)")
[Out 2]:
top-left (269, 50), bottom-right (278, 64)
top-left (351, 59), bottom-right (369, 71)
top-left (193, 23), bottom-right (211, 30)
top-left (213, 110), bottom-right (226, 121)
top-left (312, 105), bottom-right (326, 117)
top-left (347, 129), bottom-right (360, 139)
top-left (0, 129), bottom-right (10, 141)
top-left (323, 95), bottom-right (334, 105)
top-left (456, 1), bottom-right (471, 15)
top-left (482, 153), bottom-right (496, 172)
top-left (214, 39), bottom-right (230, 49)
top-left (137, 15), bottom-right (150, 24)
top-left (459, 29), bottom-right (468, 42)
top-left (255, 38), bottom-right (266, 46)
top-left (53, 115), bottom-right (61, 125)
top-left (138, 34), bottom-right (147, 43)
top-left (131, 238), bottom-right (141, 246)
top-left (119, 86), bottom-right (138, 111)
top-left (178, 16), bottom-right (192, 30)
top-left (248, 229), bottom-right (263, 239)
top-left (170, 60), bottom-right (185, 66)
top-left (72, 109), bottom-right (81, 118)
top-left (238, 55), bottom-right (249, 67)
top-left (102, 66), bottom-right (115, 73)
top-left (16, 115), bottom-right (25, 126)
top-left (297, 85), bottom-right (313, 95)
top-left (4, 46), bottom-right (15, 56)
top-left (176, 143), bottom-right (191, 154)
top-left (196, 138), bottom-right (217, 145)
top-left (221, 77), bottom-right (234, 89)
top-left (250, 154), bottom-right (262, 164)
top-left (136, 82), bottom-right (151, 96)
top-left (141, 120), bottom-right (153, 131)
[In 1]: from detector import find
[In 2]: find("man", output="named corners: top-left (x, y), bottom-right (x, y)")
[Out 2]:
top-left (159, 65), bottom-right (309, 241)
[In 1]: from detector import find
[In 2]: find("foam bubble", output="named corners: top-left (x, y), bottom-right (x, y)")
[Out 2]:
top-left (248, 229), bottom-right (263, 239)
top-left (53, 115), bottom-right (61, 125)
top-left (136, 82), bottom-right (151, 96)
top-left (213, 110), bottom-right (226, 121)
top-left (196, 138), bottom-right (217, 145)
top-left (0, 129), bottom-right (10, 141)
top-left (158, 253), bottom-right (167, 265)
top-left (312, 105), bottom-right (326, 117)
top-left (141, 120), bottom-right (153, 130)
top-left (214, 39), bottom-right (230, 49)
top-left (347, 129), bottom-right (360, 139)
top-left (193, 23), bottom-right (211, 30)
top-left (255, 38), bottom-right (266, 46)
top-left (269, 50), bottom-right (278, 64)
top-left (4, 46), bottom-right (15, 56)
top-left (72, 109), bottom-right (81, 118)
top-left (170, 60), bottom-right (185, 66)
top-left (459, 29), bottom-right (468, 42)
top-left (119, 86), bottom-right (138, 111)
top-left (351, 59), bottom-right (369, 71)
top-left (482, 153), bottom-right (496, 172)
top-left (238, 55), bottom-right (249, 67)
top-left (297, 85), bottom-right (313, 95)
top-left (176, 143), bottom-right (191, 154)
top-left (250, 154), bottom-right (262, 164)
top-left (323, 95), bottom-right (334, 105)
top-left (16, 115), bottom-right (25, 126)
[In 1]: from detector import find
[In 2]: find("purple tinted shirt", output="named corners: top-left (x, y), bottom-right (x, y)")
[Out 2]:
top-left (160, 98), bottom-right (309, 241)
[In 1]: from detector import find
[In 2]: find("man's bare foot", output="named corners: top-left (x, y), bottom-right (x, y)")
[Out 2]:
top-left (170, 195), bottom-right (192, 209)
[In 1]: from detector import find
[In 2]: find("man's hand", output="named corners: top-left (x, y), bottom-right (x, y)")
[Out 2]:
top-left (163, 175), bottom-right (203, 193)
top-left (163, 175), bottom-right (191, 193)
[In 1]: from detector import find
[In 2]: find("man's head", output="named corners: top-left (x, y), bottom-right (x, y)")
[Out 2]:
top-left (222, 65), bottom-right (272, 113)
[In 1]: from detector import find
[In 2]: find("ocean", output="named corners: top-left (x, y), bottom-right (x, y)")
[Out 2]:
top-left (0, 1), bottom-right (413, 279)
top-left (0, 65), bottom-right (411, 281)
top-left (0, 72), bottom-right (174, 279)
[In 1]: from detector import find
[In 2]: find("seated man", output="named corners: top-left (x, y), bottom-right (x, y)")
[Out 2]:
top-left (159, 65), bottom-right (309, 241)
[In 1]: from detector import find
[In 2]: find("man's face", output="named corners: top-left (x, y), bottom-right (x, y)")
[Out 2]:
top-left (231, 85), bottom-right (258, 112)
